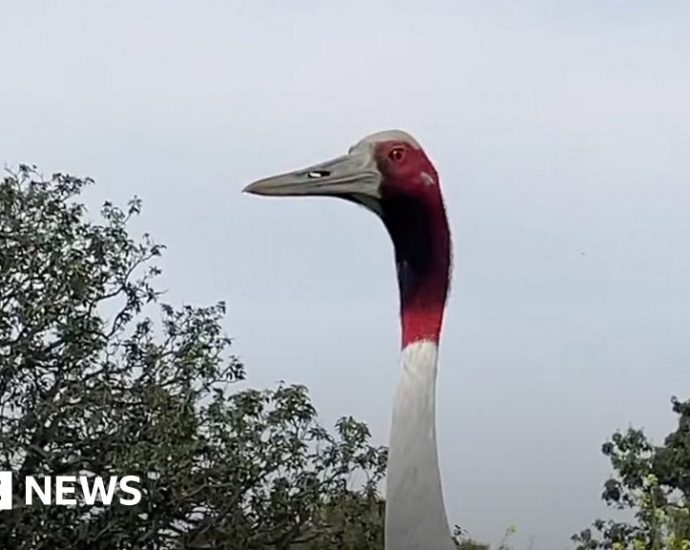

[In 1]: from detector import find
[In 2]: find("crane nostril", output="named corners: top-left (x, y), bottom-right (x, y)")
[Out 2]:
top-left (307, 170), bottom-right (330, 179)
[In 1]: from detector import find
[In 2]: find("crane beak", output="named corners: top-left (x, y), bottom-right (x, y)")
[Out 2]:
top-left (243, 150), bottom-right (382, 203)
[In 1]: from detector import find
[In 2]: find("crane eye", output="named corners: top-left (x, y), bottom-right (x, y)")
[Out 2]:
top-left (388, 147), bottom-right (405, 162)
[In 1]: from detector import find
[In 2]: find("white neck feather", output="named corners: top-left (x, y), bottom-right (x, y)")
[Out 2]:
top-left (385, 340), bottom-right (454, 550)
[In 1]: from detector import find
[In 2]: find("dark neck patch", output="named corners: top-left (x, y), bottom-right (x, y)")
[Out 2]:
top-left (383, 195), bottom-right (434, 277)
top-left (381, 193), bottom-right (451, 346)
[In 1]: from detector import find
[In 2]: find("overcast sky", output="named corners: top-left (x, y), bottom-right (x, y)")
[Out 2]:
top-left (2, 1), bottom-right (690, 547)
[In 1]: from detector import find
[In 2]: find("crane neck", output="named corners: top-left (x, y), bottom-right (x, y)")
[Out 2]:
top-left (381, 190), bottom-right (453, 549)
top-left (382, 192), bottom-right (451, 347)
top-left (386, 341), bottom-right (454, 549)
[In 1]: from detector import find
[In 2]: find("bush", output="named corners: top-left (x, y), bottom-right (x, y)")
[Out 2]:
top-left (0, 166), bottom-right (387, 549)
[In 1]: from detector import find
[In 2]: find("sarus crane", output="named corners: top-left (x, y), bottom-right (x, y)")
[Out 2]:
top-left (244, 130), bottom-right (454, 550)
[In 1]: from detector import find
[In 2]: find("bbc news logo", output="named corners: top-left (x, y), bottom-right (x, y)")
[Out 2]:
top-left (0, 471), bottom-right (142, 510)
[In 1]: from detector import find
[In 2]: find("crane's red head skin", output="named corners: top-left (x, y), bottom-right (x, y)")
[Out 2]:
top-left (371, 140), bottom-right (451, 349)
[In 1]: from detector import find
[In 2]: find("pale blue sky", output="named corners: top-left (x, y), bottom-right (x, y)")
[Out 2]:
top-left (2, 2), bottom-right (690, 548)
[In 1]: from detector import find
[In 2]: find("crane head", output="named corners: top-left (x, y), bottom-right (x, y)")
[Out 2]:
top-left (244, 129), bottom-right (451, 346)
top-left (242, 130), bottom-right (443, 216)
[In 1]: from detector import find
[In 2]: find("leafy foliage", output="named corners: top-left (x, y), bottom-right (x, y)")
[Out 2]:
top-left (573, 399), bottom-right (690, 550)
top-left (0, 166), bottom-right (387, 549)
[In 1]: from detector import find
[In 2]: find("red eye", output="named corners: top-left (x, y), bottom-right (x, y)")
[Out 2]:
top-left (388, 147), bottom-right (405, 162)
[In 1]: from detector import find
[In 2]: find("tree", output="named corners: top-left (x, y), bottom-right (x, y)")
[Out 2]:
top-left (573, 398), bottom-right (690, 550)
top-left (0, 166), bottom-right (387, 549)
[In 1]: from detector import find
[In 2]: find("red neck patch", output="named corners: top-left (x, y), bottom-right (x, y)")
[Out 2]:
top-left (380, 191), bottom-right (451, 348)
